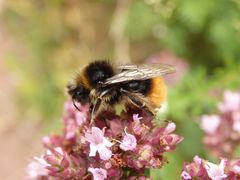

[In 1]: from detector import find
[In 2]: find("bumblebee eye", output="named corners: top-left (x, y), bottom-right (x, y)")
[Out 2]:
top-left (74, 87), bottom-right (83, 98)
top-left (72, 86), bottom-right (90, 104)
top-left (75, 91), bottom-right (81, 97)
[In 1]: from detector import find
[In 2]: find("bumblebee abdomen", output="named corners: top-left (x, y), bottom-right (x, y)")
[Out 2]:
top-left (123, 79), bottom-right (152, 95)
top-left (148, 77), bottom-right (167, 108)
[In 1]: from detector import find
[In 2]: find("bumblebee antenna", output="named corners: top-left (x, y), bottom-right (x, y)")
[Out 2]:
top-left (72, 99), bottom-right (81, 111)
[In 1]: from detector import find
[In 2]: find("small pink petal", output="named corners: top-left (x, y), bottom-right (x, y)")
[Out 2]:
top-left (164, 122), bottom-right (176, 135)
top-left (218, 90), bottom-right (240, 112)
top-left (98, 145), bottom-right (113, 161)
top-left (75, 111), bottom-right (86, 126)
top-left (233, 111), bottom-right (240, 133)
top-left (204, 159), bottom-right (227, 180)
top-left (89, 144), bottom-right (97, 157)
top-left (59, 168), bottom-right (75, 178)
top-left (105, 162), bottom-right (112, 169)
top-left (88, 167), bottom-right (107, 180)
top-left (26, 156), bottom-right (49, 178)
top-left (60, 157), bottom-right (70, 169)
top-left (233, 164), bottom-right (240, 173)
top-left (181, 170), bottom-right (191, 180)
top-left (201, 115), bottom-right (220, 134)
top-left (133, 114), bottom-right (142, 121)
top-left (120, 133), bottom-right (137, 151)
top-left (44, 155), bottom-right (59, 166)
top-left (193, 155), bottom-right (202, 165)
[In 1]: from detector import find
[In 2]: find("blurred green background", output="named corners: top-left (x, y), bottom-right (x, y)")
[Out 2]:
top-left (0, 0), bottom-right (240, 179)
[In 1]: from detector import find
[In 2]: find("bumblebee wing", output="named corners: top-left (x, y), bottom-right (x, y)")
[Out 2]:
top-left (104, 64), bottom-right (175, 85)
top-left (117, 64), bottom-right (138, 70)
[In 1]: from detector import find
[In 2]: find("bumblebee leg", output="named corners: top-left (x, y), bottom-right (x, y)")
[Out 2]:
top-left (90, 89), bottom-right (112, 124)
top-left (120, 88), bottom-right (154, 115)
top-left (90, 97), bottom-right (102, 125)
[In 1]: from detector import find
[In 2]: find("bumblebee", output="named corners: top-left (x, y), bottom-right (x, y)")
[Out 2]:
top-left (67, 60), bottom-right (175, 120)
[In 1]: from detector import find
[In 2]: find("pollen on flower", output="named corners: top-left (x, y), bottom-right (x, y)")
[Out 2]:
top-left (26, 100), bottom-right (182, 179)
top-left (111, 154), bottom-right (126, 167)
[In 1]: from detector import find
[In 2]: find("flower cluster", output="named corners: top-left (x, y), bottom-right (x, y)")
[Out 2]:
top-left (181, 156), bottom-right (240, 180)
top-left (26, 101), bottom-right (183, 179)
top-left (200, 90), bottom-right (240, 157)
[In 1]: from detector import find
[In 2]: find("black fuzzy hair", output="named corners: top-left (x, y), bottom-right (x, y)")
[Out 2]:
top-left (85, 60), bottom-right (115, 87)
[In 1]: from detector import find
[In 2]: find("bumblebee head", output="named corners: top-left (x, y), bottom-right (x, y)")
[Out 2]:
top-left (67, 81), bottom-right (90, 105)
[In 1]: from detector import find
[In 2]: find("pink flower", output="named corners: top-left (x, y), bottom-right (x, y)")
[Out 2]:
top-left (145, 50), bottom-right (189, 86)
top-left (204, 159), bottom-right (227, 180)
top-left (232, 111), bottom-right (240, 133)
top-left (75, 111), bottom-right (87, 126)
top-left (42, 135), bottom-right (64, 149)
top-left (201, 90), bottom-right (240, 157)
top-left (201, 115), bottom-right (220, 134)
top-left (43, 147), bottom-right (80, 178)
top-left (85, 127), bottom-right (113, 160)
top-left (163, 122), bottom-right (176, 135)
top-left (232, 164), bottom-right (240, 173)
top-left (44, 147), bottom-right (68, 166)
top-left (104, 162), bottom-right (112, 169)
top-left (218, 90), bottom-right (240, 112)
top-left (181, 156), bottom-right (207, 180)
top-left (181, 171), bottom-right (191, 180)
top-left (26, 156), bottom-right (49, 179)
top-left (138, 145), bottom-right (153, 162)
top-left (182, 156), bottom-right (240, 180)
top-left (120, 132), bottom-right (137, 151)
top-left (26, 100), bottom-right (183, 179)
top-left (193, 155), bottom-right (202, 165)
top-left (132, 114), bottom-right (144, 135)
top-left (88, 167), bottom-right (107, 180)
top-left (133, 114), bottom-right (142, 121)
